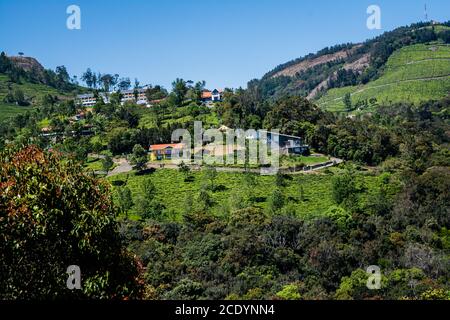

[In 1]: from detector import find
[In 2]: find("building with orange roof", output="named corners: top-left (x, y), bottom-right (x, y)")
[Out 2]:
top-left (149, 143), bottom-right (185, 161)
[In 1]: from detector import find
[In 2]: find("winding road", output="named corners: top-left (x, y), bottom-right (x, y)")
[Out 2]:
top-left (103, 156), bottom-right (344, 177)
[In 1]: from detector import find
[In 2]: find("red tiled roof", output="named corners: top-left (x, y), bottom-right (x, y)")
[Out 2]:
top-left (201, 91), bottom-right (212, 99)
top-left (149, 143), bottom-right (185, 151)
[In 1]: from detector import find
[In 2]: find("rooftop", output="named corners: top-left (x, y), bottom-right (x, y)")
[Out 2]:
top-left (149, 143), bottom-right (185, 151)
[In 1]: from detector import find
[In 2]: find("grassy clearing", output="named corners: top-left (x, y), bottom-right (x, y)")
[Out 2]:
top-left (280, 155), bottom-right (329, 168)
top-left (84, 156), bottom-right (117, 172)
top-left (106, 167), bottom-right (385, 221)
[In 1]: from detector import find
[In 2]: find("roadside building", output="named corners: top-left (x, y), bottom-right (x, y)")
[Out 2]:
top-left (149, 143), bottom-right (185, 161)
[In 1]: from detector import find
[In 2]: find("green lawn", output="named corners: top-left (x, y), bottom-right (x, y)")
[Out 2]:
top-left (316, 43), bottom-right (450, 112)
top-left (280, 155), bottom-right (329, 168)
top-left (106, 167), bottom-right (388, 222)
top-left (84, 157), bottom-right (117, 172)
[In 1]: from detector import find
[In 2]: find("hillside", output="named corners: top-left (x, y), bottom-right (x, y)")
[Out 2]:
top-left (0, 54), bottom-right (83, 121)
top-left (316, 43), bottom-right (450, 112)
top-left (252, 22), bottom-right (450, 111)
top-left (0, 74), bottom-right (63, 121)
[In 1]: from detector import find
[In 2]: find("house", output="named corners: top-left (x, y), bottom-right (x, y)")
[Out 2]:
top-left (72, 112), bottom-right (86, 121)
top-left (282, 140), bottom-right (310, 156)
top-left (211, 89), bottom-right (222, 102)
top-left (244, 130), bottom-right (310, 156)
top-left (274, 132), bottom-right (309, 156)
top-left (201, 90), bottom-right (212, 102)
top-left (149, 143), bottom-right (185, 161)
top-left (201, 89), bottom-right (223, 103)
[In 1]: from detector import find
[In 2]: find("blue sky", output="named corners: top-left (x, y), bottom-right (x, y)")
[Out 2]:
top-left (0, 0), bottom-right (449, 90)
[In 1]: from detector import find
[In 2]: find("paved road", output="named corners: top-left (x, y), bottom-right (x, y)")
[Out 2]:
top-left (107, 158), bottom-right (133, 177)
top-left (105, 156), bottom-right (344, 177)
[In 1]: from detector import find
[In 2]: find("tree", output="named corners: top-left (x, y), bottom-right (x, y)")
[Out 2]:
top-left (172, 78), bottom-right (188, 105)
top-left (81, 68), bottom-right (94, 88)
top-left (13, 88), bottom-right (28, 106)
top-left (91, 140), bottom-right (103, 155)
top-left (130, 144), bottom-right (148, 171)
top-left (343, 93), bottom-right (352, 111)
top-left (118, 77), bottom-right (131, 91)
top-left (101, 154), bottom-right (114, 174)
top-left (55, 65), bottom-right (70, 89)
top-left (133, 78), bottom-right (140, 101)
top-left (100, 73), bottom-right (117, 92)
top-left (0, 145), bottom-right (141, 299)
top-left (438, 30), bottom-right (450, 43)
top-left (0, 52), bottom-right (11, 73)
top-left (203, 165), bottom-right (218, 191)
top-left (197, 187), bottom-right (214, 211)
top-left (332, 171), bottom-right (358, 207)
top-left (142, 178), bottom-right (157, 200)
top-left (145, 85), bottom-right (168, 101)
top-left (135, 179), bottom-right (165, 220)
top-left (298, 184), bottom-right (305, 202)
top-left (268, 188), bottom-right (285, 213)
top-left (92, 72), bottom-right (99, 89)
top-left (275, 171), bottom-right (285, 187)
top-left (178, 161), bottom-right (191, 181)
top-left (116, 186), bottom-right (133, 216)
top-left (276, 284), bottom-right (302, 300)
top-left (243, 171), bottom-right (257, 203)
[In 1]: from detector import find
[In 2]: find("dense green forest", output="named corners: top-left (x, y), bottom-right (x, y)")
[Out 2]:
top-left (0, 21), bottom-right (449, 300)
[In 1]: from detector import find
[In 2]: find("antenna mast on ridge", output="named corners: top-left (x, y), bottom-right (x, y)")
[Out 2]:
top-left (424, 4), bottom-right (428, 21)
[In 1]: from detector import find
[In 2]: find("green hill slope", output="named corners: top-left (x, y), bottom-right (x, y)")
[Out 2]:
top-left (0, 53), bottom-right (87, 122)
top-left (0, 74), bottom-right (67, 121)
top-left (315, 43), bottom-right (450, 112)
top-left (252, 22), bottom-right (450, 112)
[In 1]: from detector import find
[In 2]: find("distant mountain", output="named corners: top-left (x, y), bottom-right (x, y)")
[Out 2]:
top-left (250, 21), bottom-right (450, 112)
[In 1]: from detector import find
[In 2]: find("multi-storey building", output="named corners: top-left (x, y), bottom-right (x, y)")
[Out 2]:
top-left (119, 88), bottom-right (148, 105)
top-left (76, 93), bottom-right (110, 107)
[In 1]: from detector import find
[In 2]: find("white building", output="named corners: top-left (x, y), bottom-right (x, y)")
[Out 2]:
top-left (119, 88), bottom-right (148, 106)
top-left (76, 88), bottom-right (149, 107)
top-left (76, 93), bottom-right (110, 107)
